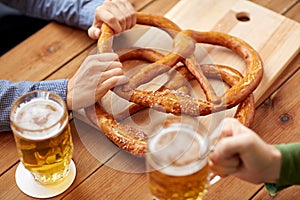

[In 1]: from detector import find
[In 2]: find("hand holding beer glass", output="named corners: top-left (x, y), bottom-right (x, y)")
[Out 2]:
top-left (10, 91), bottom-right (76, 198)
top-left (146, 122), bottom-right (215, 200)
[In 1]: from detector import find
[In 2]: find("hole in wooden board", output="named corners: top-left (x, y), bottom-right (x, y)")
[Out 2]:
top-left (236, 12), bottom-right (251, 22)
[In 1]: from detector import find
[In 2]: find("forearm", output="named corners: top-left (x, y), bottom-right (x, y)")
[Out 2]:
top-left (265, 143), bottom-right (300, 195)
top-left (0, 79), bottom-right (68, 132)
top-left (0, 0), bottom-right (104, 30)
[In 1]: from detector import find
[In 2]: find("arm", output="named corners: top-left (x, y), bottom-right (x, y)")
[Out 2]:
top-left (1, 0), bottom-right (136, 35)
top-left (0, 0), bottom-right (105, 30)
top-left (0, 79), bottom-right (68, 132)
top-left (209, 118), bottom-right (281, 184)
top-left (209, 118), bottom-right (300, 194)
top-left (0, 53), bottom-right (128, 132)
top-left (265, 143), bottom-right (300, 195)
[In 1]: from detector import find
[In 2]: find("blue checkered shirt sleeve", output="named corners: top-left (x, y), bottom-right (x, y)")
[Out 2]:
top-left (0, 79), bottom-right (68, 132)
top-left (0, 0), bottom-right (105, 30)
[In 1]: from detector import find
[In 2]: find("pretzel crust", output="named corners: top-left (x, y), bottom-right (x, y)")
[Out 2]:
top-left (85, 12), bottom-right (263, 157)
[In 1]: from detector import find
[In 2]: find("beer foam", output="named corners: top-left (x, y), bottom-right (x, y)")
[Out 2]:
top-left (148, 124), bottom-right (208, 176)
top-left (13, 98), bottom-right (65, 140)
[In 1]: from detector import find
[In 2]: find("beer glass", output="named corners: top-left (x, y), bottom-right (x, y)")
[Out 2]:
top-left (10, 90), bottom-right (76, 198)
top-left (146, 122), bottom-right (212, 200)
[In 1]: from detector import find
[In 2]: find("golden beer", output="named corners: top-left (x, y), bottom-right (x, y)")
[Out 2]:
top-left (10, 91), bottom-right (74, 184)
top-left (146, 123), bottom-right (210, 200)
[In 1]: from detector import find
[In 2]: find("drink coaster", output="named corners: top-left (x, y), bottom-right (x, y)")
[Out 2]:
top-left (15, 160), bottom-right (76, 198)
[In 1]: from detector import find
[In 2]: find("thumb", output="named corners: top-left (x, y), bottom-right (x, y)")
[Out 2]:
top-left (88, 26), bottom-right (101, 40)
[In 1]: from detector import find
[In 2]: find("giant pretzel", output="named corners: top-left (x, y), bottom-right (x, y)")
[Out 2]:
top-left (85, 12), bottom-right (263, 157)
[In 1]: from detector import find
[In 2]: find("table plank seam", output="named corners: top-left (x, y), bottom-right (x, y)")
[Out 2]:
top-left (281, 0), bottom-right (300, 15)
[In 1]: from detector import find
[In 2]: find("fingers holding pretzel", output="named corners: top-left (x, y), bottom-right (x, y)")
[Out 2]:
top-left (88, 0), bottom-right (136, 40)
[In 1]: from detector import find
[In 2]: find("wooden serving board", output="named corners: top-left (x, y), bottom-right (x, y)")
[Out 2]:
top-left (75, 0), bottom-right (300, 152)
top-left (165, 0), bottom-right (300, 104)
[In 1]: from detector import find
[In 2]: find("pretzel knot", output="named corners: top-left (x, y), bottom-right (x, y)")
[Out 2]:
top-left (85, 12), bottom-right (263, 157)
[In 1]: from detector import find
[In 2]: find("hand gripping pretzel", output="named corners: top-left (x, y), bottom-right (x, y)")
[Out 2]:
top-left (85, 12), bottom-right (263, 157)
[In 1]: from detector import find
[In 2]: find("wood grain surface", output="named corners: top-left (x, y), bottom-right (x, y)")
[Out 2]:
top-left (0, 0), bottom-right (299, 199)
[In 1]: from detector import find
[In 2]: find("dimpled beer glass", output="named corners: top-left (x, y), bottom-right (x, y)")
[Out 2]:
top-left (10, 90), bottom-right (74, 185)
top-left (146, 123), bottom-right (211, 200)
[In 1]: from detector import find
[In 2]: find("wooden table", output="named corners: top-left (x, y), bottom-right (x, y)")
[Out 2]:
top-left (0, 0), bottom-right (299, 199)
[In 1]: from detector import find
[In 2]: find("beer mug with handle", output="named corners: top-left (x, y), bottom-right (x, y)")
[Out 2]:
top-left (146, 119), bottom-right (218, 200)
